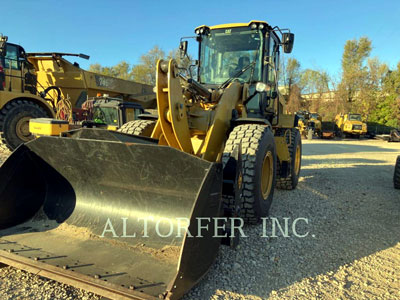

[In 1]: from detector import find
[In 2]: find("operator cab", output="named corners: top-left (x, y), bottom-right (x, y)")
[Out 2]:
top-left (181, 21), bottom-right (294, 123)
top-left (348, 114), bottom-right (362, 121)
top-left (0, 35), bottom-right (36, 93)
top-left (0, 36), bottom-right (27, 71)
top-left (82, 96), bottom-right (145, 129)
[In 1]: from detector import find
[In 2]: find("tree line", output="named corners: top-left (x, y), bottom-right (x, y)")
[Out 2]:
top-left (281, 37), bottom-right (400, 127)
top-left (89, 46), bottom-right (190, 85)
top-left (90, 38), bottom-right (399, 127)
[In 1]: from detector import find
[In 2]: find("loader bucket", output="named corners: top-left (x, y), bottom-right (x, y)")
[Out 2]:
top-left (0, 131), bottom-right (223, 300)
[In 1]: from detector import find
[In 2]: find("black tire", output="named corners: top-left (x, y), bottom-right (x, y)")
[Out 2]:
top-left (0, 100), bottom-right (49, 151)
top-left (118, 120), bottom-right (156, 137)
top-left (276, 128), bottom-right (302, 190)
top-left (222, 124), bottom-right (276, 224)
top-left (394, 155), bottom-right (400, 189)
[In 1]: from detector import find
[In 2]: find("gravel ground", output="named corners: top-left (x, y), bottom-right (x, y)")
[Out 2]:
top-left (1, 138), bottom-right (400, 299)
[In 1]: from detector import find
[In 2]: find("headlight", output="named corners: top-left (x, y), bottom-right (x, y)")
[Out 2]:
top-left (255, 82), bottom-right (271, 93)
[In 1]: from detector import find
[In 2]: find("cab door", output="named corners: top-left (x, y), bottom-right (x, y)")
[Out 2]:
top-left (3, 44), bottom-right (24, 92)
top-left (266, 35), bottom-right (279, 100)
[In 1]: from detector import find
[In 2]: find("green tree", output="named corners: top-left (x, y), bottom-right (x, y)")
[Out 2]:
top-left (338, 37), bottom-right (372, 112)
top-left (131, 46), bottom-right (166, 85)
top-left (280, 57), bottom-right (302, 113)
top-left (377, 62), bottom-right (400, 126)
top-left (359, 57), bottom-right (388, 120)
top-left (300, 69), bottom-right (331, 116)
top-left (112, 61), bottom-right (132, 80)
top-left (89, 61), bottom-right (133, 80)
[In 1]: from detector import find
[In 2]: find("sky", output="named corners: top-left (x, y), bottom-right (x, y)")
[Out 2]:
top-left (3, 0), bottom-right (400, 78)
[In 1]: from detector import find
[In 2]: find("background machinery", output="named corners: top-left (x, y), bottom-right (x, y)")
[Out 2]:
top-left (79, 96), bottom-right (152, 130)
top-left (0, 35), bottom-right (155, 150)
top-left (29, 96), bottom-right (151, 137)
top-left (0, 21), bottom-right (300, 299)
top-left (297, 111), bottom-right (322, 139)
top-left (335, 113), bottom-right (367, 138)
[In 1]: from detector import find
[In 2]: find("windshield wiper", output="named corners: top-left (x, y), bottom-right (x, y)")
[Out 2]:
top-left (218, 61), bottom-right (256, 89)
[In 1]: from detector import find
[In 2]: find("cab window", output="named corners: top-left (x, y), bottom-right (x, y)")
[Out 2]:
top-left (266, 36), bottom-right (278, 88)
top-left (4, 44), bottom-right (20, 70)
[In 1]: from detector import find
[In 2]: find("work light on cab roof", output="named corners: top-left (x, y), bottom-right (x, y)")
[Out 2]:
top-left (193, 20), bottom-right (294, 54)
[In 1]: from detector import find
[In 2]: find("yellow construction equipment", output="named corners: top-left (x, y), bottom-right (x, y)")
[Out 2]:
top-left (335, 113), bottom-right (367, 138)
top-left (0, 34), bottom-right (155, 150)
top-left (297, 111), bottom-right (322, 139)
top-left (0, 21), bottom-right (301, 299)
top-left (29, 96), bottom-right (152, 136)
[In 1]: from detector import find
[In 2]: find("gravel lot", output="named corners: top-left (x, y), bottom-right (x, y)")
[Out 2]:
top-left (1, 138), bottom-right (400, 299)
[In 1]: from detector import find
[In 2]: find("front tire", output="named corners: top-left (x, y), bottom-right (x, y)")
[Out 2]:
top-left (222, 124), bottom-right (276, 224)
top-left (394, 155), bottom-right (400, 189)
top-left (0, 100), bottom-right (49, 151)
top-left (118, 120), bottom-right (156, 137)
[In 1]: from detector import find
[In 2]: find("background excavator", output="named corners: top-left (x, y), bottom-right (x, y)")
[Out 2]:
top-left (0, 34), bottom-right (155, 150)
top-left (0, 21), bottom-right (301, 300)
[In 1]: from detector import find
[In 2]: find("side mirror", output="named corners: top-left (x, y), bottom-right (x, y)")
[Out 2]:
top-left (79, 53), bottom-right (90, 60)
top-left (179, 41), bottom-right (188, 59)
top-left (282, 33), bottom-right (294, 53)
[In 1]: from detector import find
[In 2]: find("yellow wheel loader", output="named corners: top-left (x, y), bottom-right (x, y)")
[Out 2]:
top-left (0, 35), bottom-right (155, 150)
top-left (0, 21), bottom-right (301, 300)
top-left (297, 111), bottom-right (322, 139)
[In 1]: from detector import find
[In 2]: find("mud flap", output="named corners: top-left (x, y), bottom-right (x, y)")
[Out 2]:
top-left (0, 130), bottom-right (222, 300)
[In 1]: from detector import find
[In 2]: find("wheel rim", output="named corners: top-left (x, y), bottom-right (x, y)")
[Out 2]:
top-left (294, 144), bottom-right (301, 175)
top-left (15, 116), bottom-right (33, 142)
top-left (261, 151), bottom-right (273, 199)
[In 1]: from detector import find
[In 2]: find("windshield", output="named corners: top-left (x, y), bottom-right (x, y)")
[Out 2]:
top-left (93, 107), bottom-right (119, 125)
top-left (310, 113), bottom-right (319, 119)
top-left (349, 114), bottom-right (361, 121)
top-left (199, 27), bottom-right (263, 85)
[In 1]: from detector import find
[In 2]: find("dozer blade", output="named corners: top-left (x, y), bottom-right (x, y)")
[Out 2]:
top-left (0, 131), bottom-right (222, 300)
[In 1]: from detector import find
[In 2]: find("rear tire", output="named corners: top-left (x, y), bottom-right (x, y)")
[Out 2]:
top-left (118, 120), bottom-right (156, 137)
top-left (394, 155), bottom-right (400, 189)
top-left (222, 124), bottom-right (276, 224)
top-left (276, 128), bottom-right (302, 190)
top-left (0, 100), bottom-right (49, 151)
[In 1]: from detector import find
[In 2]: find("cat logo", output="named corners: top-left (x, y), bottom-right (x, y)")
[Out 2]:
top-left (225, 29), bottom-right (232, 34)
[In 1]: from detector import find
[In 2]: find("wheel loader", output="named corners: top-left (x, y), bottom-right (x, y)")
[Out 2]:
top-left (0, 34), bottom-right (155, 150)
top-left (0, 21), bottom-right (301, 300)
top-left (297, 111), bottom-right (322, 139)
